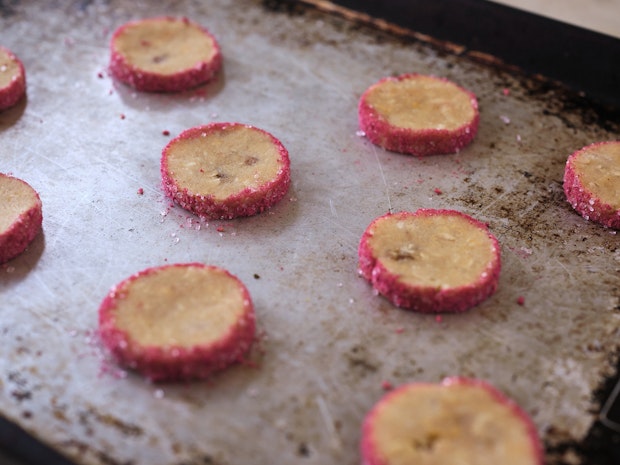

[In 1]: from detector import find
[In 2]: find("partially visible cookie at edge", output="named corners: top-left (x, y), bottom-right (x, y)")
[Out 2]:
top-left (109, 16), bottom-right (222, 92)
top-left (0, 173), bottom-right (42, 264)
top-left (358, 73), bottom-right (479, 156)
top-left (563, 140), bottom-right (620, 229)
top-left (0, 46), bottom-right (26, 111)
top-left (361, 377), bottom-right (543, 465)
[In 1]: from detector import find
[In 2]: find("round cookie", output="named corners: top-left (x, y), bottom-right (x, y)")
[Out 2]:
top-left (0, 173), bottom-right (42, 264)
top-left (109, 16), bottom-right (222, 92)
top-left (563, 140), bottom-right (620, 229)
top-left (161, 122), bottom-right (291, 220)
top-left (361, 377), bottom-right (543, 465)
top-left (0, 46), bottom-right (26, 111)
top-left (358, 209), bottom-right (501, 313)
top-left (358, 74), bottom-right (479, 156)
top-left (98, 263), bottom-right (255, 382)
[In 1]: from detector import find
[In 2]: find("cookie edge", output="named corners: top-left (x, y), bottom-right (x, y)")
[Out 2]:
top-left (563, 140), bottom-right (620, 229)
top-left (108, 16), bottom-right (222, 93)
top-left (358, 209), bottom-right (501, 313)
top-left (358, 73), bottom-right (479, 156)
top-left (161, 122), bottom-right (291, 220)
top-left (0, 173), bottom-right (43, 264)
top-left (360, 377), bottom-right (543, 465)
top-left (0, 46), bottom-right (26, 111)
top-left (98, 262), bottom-right (256, 382)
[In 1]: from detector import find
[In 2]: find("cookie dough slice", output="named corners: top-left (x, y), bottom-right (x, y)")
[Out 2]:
top-left (0, 174), bottom-right (42, 264)
top-left (358, 74), bottom-right (479, 156)
top-left (98, 263), bottom-right (255, 382)
top-left (109, 16), bottom-right (222, 92)
top-left (361, 378), bottom-right (543, 465)
top-left (161, 122), bottom-right (291, 219)
top-left (0, 46), bottom-right (26, 111)
top-left (563, 140), bottom-right (620, 229)
top-left (358, 209), bottom-right (501, 312)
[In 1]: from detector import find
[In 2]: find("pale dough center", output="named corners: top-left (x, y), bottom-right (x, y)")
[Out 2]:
top-left (166, 125), bottom-right (283, 199)
top-left (114, 266), bottom-right (247, 348)
top-left (365, 76), bottom-right (475, 130)
top-left (372, 384), bottom-right (535, 465)
top-left (114, 19), bottom-right (217, 75)
top-left (368, 214), bottom-right (495, 288)
top-left (573, 143), bottom-right (620, 208)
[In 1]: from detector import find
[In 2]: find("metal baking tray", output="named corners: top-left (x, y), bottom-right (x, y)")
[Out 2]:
top-left (1, 1), bottom-right (619, 464)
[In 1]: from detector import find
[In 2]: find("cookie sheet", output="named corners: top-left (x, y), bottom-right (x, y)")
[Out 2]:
top-left (1, 1), bottom-right (618, 464)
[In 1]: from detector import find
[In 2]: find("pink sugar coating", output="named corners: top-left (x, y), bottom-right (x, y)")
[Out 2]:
top-left (358, 209), bottom-right (501, 313)
top-left (361, 377), bottom-right (543, 465)
top-left (161, 122), bottom-right (291, 220)
top-left (563, 141), bottom-right (620, 230)
top-left (358, 74), bottom-right (479, 156)
top-left (0, 174), bottom-right (42, 264)
top-left (98, 263), bottom-right (256, 382)
top-left (0, 46), bottom-right (26, 111)
top-left (108, 17), bottom-right (222, 93)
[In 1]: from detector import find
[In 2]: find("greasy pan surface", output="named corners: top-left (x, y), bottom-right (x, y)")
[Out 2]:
top-left (1, 1), bottom-right (619, 464)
